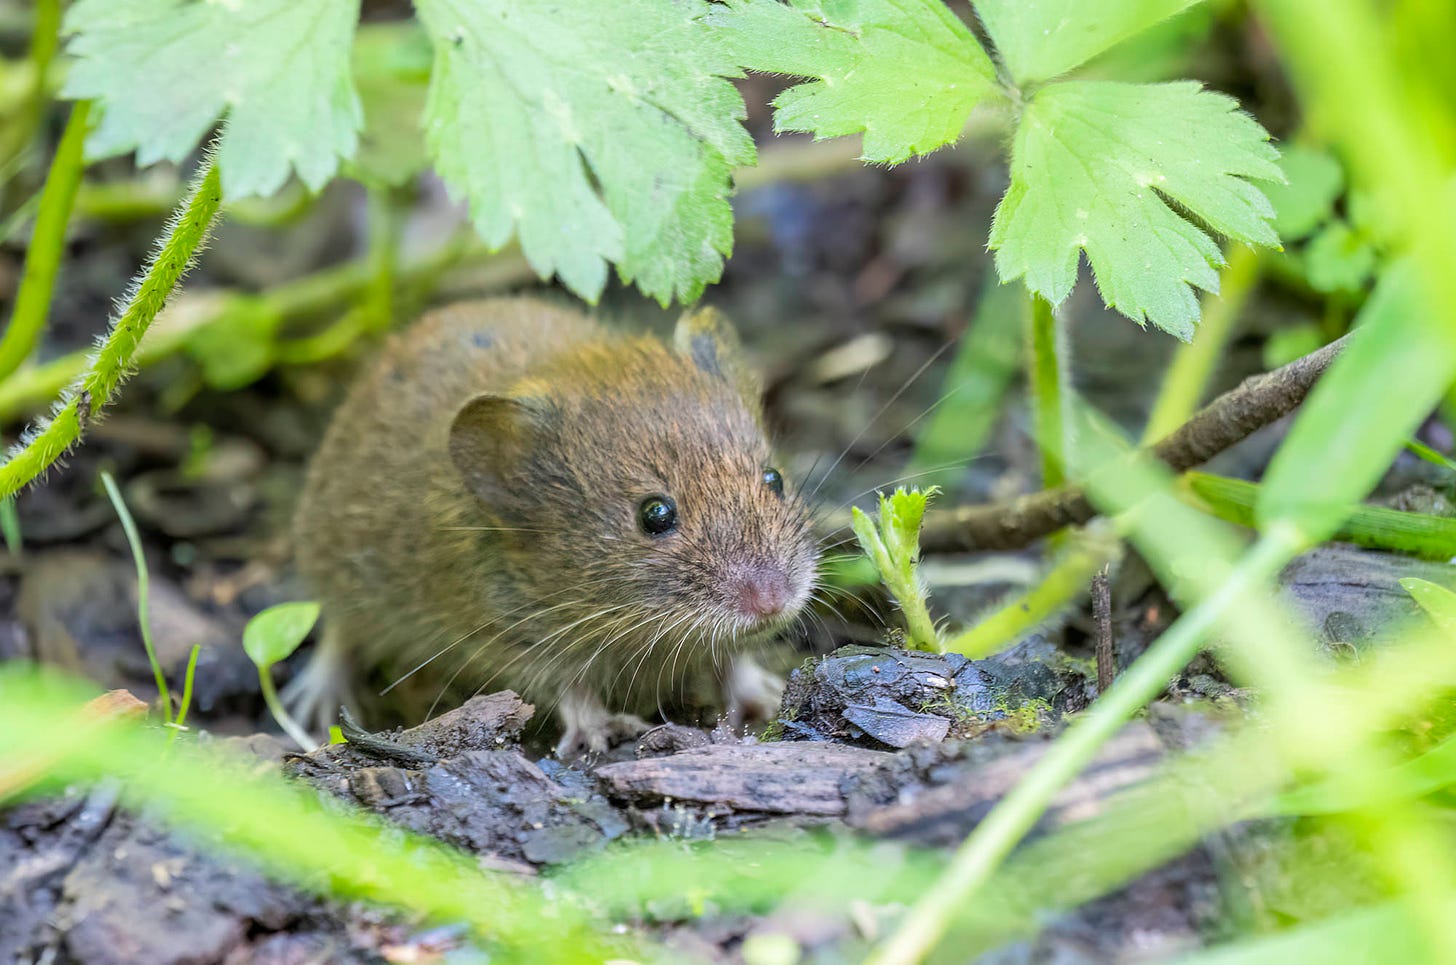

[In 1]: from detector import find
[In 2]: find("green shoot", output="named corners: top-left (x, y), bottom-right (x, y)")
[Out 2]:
top-left (242, 602), bottom-right (322, 752)
top-left (99, 470), bottom-right (171, 724)
top-left (170, 644), bottom-right (202, 738)
top-left (851, 487), bottom-right (942, 653)
top-left (945, 526), bottom-right (1121, 659)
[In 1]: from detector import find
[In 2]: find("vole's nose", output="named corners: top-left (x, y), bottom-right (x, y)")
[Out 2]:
top-left (731, 564), bottom-right (793, 620)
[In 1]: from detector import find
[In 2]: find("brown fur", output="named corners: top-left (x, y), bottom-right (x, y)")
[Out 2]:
top-left (294, 297), bottom-right (818, 723)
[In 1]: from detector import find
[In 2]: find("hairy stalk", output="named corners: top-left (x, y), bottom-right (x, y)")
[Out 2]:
top-left (1141, 244), bottom-right (1262, 442)
top-left (0, 101), bottom-right (91, 382)
top-left (0, 155), bottom-right (224, 498)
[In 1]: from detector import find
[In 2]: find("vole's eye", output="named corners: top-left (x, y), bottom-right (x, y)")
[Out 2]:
top-left (638, 495), bottom-right (678, 536)
top-left (762, 467), bottom-right (784, 498)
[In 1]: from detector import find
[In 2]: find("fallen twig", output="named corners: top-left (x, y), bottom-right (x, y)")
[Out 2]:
top-left (908, 334), bottom-right (1351, 553)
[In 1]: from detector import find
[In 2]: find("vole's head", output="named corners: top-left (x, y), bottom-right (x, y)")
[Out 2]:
top-left (447, 307), bottom-right (819, 656)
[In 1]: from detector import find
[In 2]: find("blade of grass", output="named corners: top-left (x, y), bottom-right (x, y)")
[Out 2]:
top-left (1186, 471), bottom-right (1456, 560)
top-left (0, 669), bottom-right (628, 963)
top-left (171, 643), bottom-right (201, 735)
top-left (868, 523), bottom-right (1299, 965)
top-left (99, 470), bottom-right (170, 724)
top-left (0, 100), bottom-right (91, 381)
top-left (1176, 896), bottom-right (1438, 964)
top-left (1407, 439), bottom-right (1456, 475)
top-left (0, 0), bottom-right (60, 170)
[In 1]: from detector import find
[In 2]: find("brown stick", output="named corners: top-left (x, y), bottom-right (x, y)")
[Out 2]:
top-left (1092, 568), bottom-right (1113, 693)
top-left (823, 333), bottom-right (1350, 553)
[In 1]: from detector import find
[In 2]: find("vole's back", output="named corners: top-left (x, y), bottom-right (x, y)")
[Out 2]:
top-left (295, 300), bottom-right (597, 708)
top-left (294, 297), bottom-right (818, 729)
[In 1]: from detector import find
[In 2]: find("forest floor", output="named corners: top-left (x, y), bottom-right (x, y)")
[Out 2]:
top-left (5, 83), bottom-right (1454, 961)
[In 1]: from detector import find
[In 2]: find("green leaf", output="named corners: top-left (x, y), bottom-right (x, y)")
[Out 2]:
top-left (989, 81), bottom-right (1282, 339)
top-left (1265, 145), bottom-right (1344, 241)
top-left (1258, 262), bottom-right (1456, 543)
top-left (414, 0), bottom-right (754, 305)
top-left (1402, 578), bottom-right (1456, 632)
top-left (61, 0), bottom-right (362, 201)
top-left (714, 0), bottom-right (998, 163)
top-left (976, 0), bottom-right (1201, 86)
top-left (243, 602), bottom-right (321, 670)
top-left (1303, 220), bottom-right (1377, 294)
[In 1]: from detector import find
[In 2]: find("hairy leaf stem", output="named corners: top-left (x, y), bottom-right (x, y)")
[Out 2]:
top-left (0, 155), bottom-right (223, 498)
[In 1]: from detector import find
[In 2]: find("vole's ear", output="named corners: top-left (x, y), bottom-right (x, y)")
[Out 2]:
top-left (674, 306), bottom-right (760, 400)
top-left (448, 393), bottom-right (554, 500)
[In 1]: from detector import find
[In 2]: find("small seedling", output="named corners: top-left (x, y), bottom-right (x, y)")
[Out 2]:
top-left (100, 470), bottom-right (172, 722)
top-left (243, 601), bottom-right (321, 752)
top-left (851, 486), bottom-right (943, 653)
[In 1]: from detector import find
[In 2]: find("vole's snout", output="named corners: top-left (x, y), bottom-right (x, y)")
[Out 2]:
top-left (729, 563), bottom-right (793, 621)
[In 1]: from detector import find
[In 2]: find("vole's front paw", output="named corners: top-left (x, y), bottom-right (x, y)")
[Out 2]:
top-left (279, 626), bottom-right (356, 738)
top-left (724, 655), bottom-right (785, 731)
top-left (555, 690), bottom-right (649, 759)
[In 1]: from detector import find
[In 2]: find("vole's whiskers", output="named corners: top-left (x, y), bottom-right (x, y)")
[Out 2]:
top-left (381, 617), bottom-right (493, 696)
top-left (815, 459), bottom-right (982, 520)
top-left (804, 337), bottom-right (956, 505)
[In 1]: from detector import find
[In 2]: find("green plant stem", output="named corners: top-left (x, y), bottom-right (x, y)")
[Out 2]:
top-left (868, 529), bottom-right (1297, 965)
top-left (0, 241), bottom-right (524, 422)
top-left (1027, 293), bottom-right (1068, 490)
top-left (0, 484), bottom-right (19, 555)
top-left (908, 274), bottom-right (1025, 486)
top-left (0, 0), bottom-right (60, 169)
top-left (944, 526), bottom-right (1119, 659)
top-left (172, 644), bottom-right (201, 735)
top-left (1141, 244), bottom-right (1262, 443)
top-left (362, 184), bottom-right (398, 332)
top-left (99, 471), bottom-right (171, 724)
top-left (0, 101), bottom-right (91, 382)
top-left (256, 665), bottom-right (315, 753)
top-left (0, 158), bottom-right (223, 498)
top-left (1185, 470), bottom-right (1456, 560)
